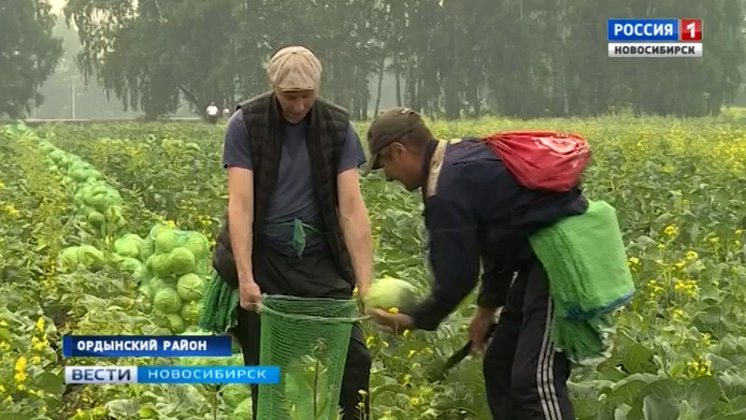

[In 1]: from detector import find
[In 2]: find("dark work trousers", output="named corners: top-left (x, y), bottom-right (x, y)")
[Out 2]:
top-left (482, 255), bottom-right (576, 420)
top-left (228, 245), bottom-right (371, 420)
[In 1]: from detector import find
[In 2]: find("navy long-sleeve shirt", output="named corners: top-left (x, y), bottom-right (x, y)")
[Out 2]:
top-left (409, 138), bottom-right (588, 331)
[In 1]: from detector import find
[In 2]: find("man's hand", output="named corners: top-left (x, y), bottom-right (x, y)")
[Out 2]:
top-left (356, 283), bottom-right (369, 306)
top-left (366, 308), bottom-right (414, 335)
top-left (239, 276), bottom-right (262, 311)
top-left (469, 306), bottom-right (497, 355)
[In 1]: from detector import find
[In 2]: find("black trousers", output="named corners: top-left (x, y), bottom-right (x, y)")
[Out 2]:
top-left (483, 256), bottom-right (576, 420)
top-left (228, 245), bottom-right (371, 420)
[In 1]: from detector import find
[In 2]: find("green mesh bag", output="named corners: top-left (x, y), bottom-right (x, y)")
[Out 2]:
top-left (256, 295), bottom-right (363, 420)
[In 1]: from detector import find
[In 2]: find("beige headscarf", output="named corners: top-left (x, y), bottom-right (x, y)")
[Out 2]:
top-left (267, 46), bottom-right (323, 91)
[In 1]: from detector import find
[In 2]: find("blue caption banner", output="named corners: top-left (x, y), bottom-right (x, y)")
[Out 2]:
top-left (64, 366), bottom-right (281, 384)
top-left (608, 19), bottom-right (679, 41)
top-left (62, 335), bottom-right (233, 358)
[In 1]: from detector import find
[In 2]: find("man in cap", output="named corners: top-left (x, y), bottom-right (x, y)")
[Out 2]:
top-left (212, 46), bottom-right (373, 420)
top-left (362, 108), bottom-right (586, 419)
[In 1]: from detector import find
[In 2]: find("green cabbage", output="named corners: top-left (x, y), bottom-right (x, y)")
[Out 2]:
top-left (87, 210), bottom-right (105, 227)
top-left (140, 239), bottom-right (154, 261)
top-left (176, 273), bottom-right (204, 301)
top-left (118, 257), bottom-right (144, 277)
top-left (148, 254), bottom-right (172, 278)
top-left (76, 245), bottom-right (105, 271)
top-left (153, 287), bottom-right (183, 314)
top-left (363, 276), bottom-right (420, 313)
top-left (168, 247), bottom-right (195, 275)
top-left (183, 233), bottom-right (209, 260)
top-left (179, 300), bottom-right (201, 324)
top-left (165, 314), bottom-right (185, 334)
top-left (59, 246), bottom-right (81, 269)
top-left (155, 229), bottom-right (178, 254)
top-left (222, 384), bottom-right (251, 409)
top-left (114, 233), bottom-right (144, 258)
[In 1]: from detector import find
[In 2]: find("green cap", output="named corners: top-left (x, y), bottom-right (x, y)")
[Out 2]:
top-left (361, 107), bottom-right (425, 175)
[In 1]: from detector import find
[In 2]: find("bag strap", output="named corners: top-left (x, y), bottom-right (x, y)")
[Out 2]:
top-left (425, 139), bottom-right (451, 198)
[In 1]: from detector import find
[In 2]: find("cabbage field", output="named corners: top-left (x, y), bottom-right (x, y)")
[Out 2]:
top-left (1, 113), bottom-right (746, 420)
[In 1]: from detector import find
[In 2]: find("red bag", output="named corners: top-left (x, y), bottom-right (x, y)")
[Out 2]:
top-left (483, 131), bottom-right (591, 192)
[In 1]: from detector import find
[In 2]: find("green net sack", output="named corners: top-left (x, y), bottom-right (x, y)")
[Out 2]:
top-left (256, 295), bottom-right (362, 420)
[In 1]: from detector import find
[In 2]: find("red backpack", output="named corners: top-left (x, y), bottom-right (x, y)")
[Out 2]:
top-left (482, 131), bottom-right (591, 192)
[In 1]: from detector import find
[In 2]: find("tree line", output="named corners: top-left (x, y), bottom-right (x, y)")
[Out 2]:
top-left (4, 0), bottom-right (746, 120)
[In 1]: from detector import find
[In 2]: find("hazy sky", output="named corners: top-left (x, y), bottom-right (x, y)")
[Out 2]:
top-left (51, 0), bottom-right (64, 13)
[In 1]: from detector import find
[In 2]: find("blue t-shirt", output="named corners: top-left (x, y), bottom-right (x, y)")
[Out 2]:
top-left (222, 110), bottom-right (367, 256)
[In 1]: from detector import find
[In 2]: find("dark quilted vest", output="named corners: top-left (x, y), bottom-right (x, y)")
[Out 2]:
top-left (212, 91), bottom-right (355, 289)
